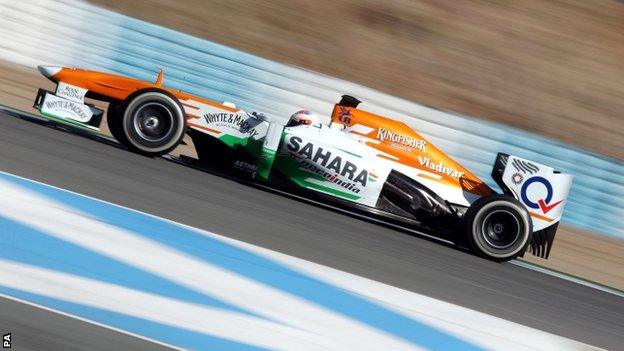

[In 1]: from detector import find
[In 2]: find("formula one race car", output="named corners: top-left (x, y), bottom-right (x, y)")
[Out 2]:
top-left (34, 66), bottom-right (573, 261)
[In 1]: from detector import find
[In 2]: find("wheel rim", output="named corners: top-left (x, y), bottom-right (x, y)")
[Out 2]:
top-left (481, 209), bottom-right (521, 249)
top-left (132, 102), bottom-right (174, 142)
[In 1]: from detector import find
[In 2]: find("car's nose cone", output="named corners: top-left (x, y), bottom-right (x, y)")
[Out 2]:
top-left (37, 65), bottom-right (62, 78)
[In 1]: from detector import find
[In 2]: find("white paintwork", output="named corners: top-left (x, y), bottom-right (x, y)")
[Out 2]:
top-left (182, 99), bottom-right (268, 140)
top-left (39, 92), bottom-right (93, 123)
top-left (281, 124), bottom-right (393, 206)
top-left (262, 121), bottom-right (283, 153)
top-left (280, 123), bottom-right (480, 206)
top-left (348, 123), bottom-right (375, 135)
top-left (55, 81), bottom-right (88, 103)
top-left (37, 65), bottom-right (61, 78)
top-left (502, 155), bottom-right (573, 231)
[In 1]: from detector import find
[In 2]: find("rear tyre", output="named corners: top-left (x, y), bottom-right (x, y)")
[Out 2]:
top-left (115, 90), bottom-right (186, 157)
top-left (463, 194), bottom-right (532, 262)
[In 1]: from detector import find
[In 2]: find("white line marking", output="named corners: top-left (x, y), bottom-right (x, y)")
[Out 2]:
top-left (223, 237), bottom-right (603, 351)
top-left (3, 153), bottom-right (621, 304)
top-left (512, 260), bottom-right (624, 298)
top-left (0, 170), bottom-right (611, 350)
top-left (0, 292), bottom-right (183, 351)
top-left (0, 260), bottom-right (341, 351)
top-left (0, 176), bottom-right (422, 351)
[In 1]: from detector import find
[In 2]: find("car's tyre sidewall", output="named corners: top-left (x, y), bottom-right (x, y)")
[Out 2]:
top-left (121, 91), bottom-right (185, 156)
top-left (465, 196), bottom-right (532, 261)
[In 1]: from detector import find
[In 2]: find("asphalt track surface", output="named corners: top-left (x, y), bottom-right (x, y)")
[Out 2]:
top-left (0, 295), bottom-right (174, 351)
top-left (0, 109), bottom-right (622, 350)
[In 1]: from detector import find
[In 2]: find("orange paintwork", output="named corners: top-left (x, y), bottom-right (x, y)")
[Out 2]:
top-left (48, 67), bottom-right (238, 112)
top-left (331, 105), bottom-right (492, 196)
top-left (48, 67), bottom-right (491, 196)
top-left (529, 212), bottom-right (553, 222)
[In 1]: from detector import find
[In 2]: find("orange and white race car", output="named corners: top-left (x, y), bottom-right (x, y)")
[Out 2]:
top-left (34, 66), bottom-right (573, 261)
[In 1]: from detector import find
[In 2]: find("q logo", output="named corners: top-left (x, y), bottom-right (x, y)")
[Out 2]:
top-left (520, 176), bottom-right (563, 214)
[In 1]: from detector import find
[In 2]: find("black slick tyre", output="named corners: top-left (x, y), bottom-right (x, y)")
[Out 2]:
top-left (463, 194), bottom-right (532, 262)
top-left (114, 89), bottom-right (186, 156)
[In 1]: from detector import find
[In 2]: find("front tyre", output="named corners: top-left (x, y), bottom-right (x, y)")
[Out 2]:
top-left (463, 194), bottom-right (532, 262)
top-left (117, 90), bottom-right (186, 156)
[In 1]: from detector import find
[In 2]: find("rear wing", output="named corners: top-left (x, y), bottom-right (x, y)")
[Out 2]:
top-left (492, 153), bottom-right (573, 258)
